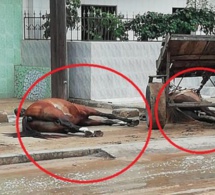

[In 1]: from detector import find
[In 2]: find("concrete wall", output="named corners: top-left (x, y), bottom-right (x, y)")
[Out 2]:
top-left (23, 0), bottom-right (215, 16)
top-left (23, 0), bottom-right (187, 16)
top-left (23, 0), bottom-right (187, 41)
top-left (20, 40), bottom-right (215, 101)
top-left (21, 40), bottom-right (50, 67)
top-left (0, 0), bottom-right (22, 98)
top-left (80, 0), bottom-right (187, 16)
top-left (23, 0), bottom-right (49, 14)
top-left (20, 40), bottom-right (162, 100)
top-left (22, 0), bottom-right (215, 41)
top-left (67, 41), bottom-right (162, 101)
top-left (15, 40), bottom-right (51, 100)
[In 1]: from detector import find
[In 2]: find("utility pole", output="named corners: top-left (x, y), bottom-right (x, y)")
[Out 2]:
top-left (50, 0), bottom-right (68, 99)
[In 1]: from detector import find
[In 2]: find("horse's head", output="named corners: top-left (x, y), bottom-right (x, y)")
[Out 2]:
top-left (14, 108), bottom-right (26, 117)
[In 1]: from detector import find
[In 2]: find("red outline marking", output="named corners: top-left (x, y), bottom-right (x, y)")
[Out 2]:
top-left (155, 67), bottom-right (215, 154)
top-left (16, 63), bottom-right (152, 183)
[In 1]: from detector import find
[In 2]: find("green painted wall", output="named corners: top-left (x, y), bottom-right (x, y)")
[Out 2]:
top-left (0, 0), bottom-right (22, 98)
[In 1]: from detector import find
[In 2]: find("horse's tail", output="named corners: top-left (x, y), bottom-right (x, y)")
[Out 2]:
top-left (14, 108), bottom-right (26, 117)
top-left (21, 116), bottom-right (46, 139)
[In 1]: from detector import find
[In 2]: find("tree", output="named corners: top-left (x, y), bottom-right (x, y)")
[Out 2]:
top-left (42, 0), bottom-right (80, 39)
top-left (84, 7), bottom-right (128, 41)
top-left (126, 0), bottom-right (215, 41)
top-left (186, 0), bottom-right (213, 9)
top-left (186, 0), bottom-right (215, 35)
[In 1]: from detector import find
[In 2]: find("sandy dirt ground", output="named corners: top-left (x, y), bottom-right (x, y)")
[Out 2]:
top-left (0, 110), bottom-right (215, 155)
top-left (0, 98), bottom-right (214, 154)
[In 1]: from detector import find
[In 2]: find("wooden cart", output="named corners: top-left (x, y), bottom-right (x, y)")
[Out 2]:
top-left (146, 34), bottom-right (215, 129)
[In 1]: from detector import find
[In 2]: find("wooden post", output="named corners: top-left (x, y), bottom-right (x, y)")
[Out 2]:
top-left (50, 0), bottom-right (68, 99)
top-left (165, 49), bottom-right (171, 104)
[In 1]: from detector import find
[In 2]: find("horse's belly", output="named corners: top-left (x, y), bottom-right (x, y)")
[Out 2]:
top-left (27, 121), bottom-right (66, 133)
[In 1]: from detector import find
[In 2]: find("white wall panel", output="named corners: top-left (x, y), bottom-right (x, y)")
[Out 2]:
top-left (21, 41), bottom-right (215, 100)
top-left (67, 41), bottom-right (161, 100)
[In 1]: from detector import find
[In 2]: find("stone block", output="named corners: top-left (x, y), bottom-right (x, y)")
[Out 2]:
top-left (0, 111), bottom-right (8, 123)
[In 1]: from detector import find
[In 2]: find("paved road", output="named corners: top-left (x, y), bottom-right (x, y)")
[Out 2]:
top-left (1, 136), bottom-right (215, 195)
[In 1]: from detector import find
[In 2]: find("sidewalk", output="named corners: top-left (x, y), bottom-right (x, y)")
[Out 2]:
top-left (70, 97), bottom-right (145, 111)
top-left (0, 97), bottom-right (214, 166)
top-left (0, 97), bottom-right (146, 166)
top-left (0, 98), bottom-right (34, 115)
top-left (0, 97), bottom-right (145, 115)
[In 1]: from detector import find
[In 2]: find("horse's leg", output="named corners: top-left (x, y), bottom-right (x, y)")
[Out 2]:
top-left (66, 126), bottom-right (103, 137)
top-left (21, 116), bottom-right (101, 138)
top-left (81, 106), bottom-right (139, 126)
top-left (79, 118), bottom-right (127, 126)
top-left (54, 118), bottom-right (103, 137)
top-left (21, 117), bottom-right (71, 139)
top-left (87, 111), bottom-right (139, 127)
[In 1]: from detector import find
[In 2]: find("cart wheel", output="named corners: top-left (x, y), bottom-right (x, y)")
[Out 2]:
top-left (146, 82), bottom-right (166, 129)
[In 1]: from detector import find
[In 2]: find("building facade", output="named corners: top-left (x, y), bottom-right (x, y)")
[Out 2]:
top-left (0, 0), bottom-right (22, 98)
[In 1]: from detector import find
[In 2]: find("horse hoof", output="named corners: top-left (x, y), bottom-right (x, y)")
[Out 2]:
top-left (94, 130), bottom-right (104, 137)
top-left (84, 131), bottom-right (94, 137)
top-left (128, 120), bottom-right (139, 127)
top-left (117, 121), bottom-right (127, 126)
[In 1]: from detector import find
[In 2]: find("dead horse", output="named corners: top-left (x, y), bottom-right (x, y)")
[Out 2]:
top-left (14, 98), bottom-right (139, 138)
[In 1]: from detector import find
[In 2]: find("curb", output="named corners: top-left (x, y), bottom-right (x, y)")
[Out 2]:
top-left (1, 135), bottom-right (214, 166)
top-left (0, 148), bottom-right (115, 166)
top-left (69, 98), bottom-right (146, 112)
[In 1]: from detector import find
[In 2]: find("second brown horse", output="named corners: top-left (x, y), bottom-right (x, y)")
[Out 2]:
top-left (14, 98), bottom-right (139, 138)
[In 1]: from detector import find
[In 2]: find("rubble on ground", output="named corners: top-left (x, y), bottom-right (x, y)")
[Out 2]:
top-left (0, 111), bottom-right (8, 123)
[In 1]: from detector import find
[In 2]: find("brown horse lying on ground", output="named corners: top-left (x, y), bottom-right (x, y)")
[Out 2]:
top-left (168, 87), bottom-right (215, 123)
top-left (14, 98), bottom-right (139, 138)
